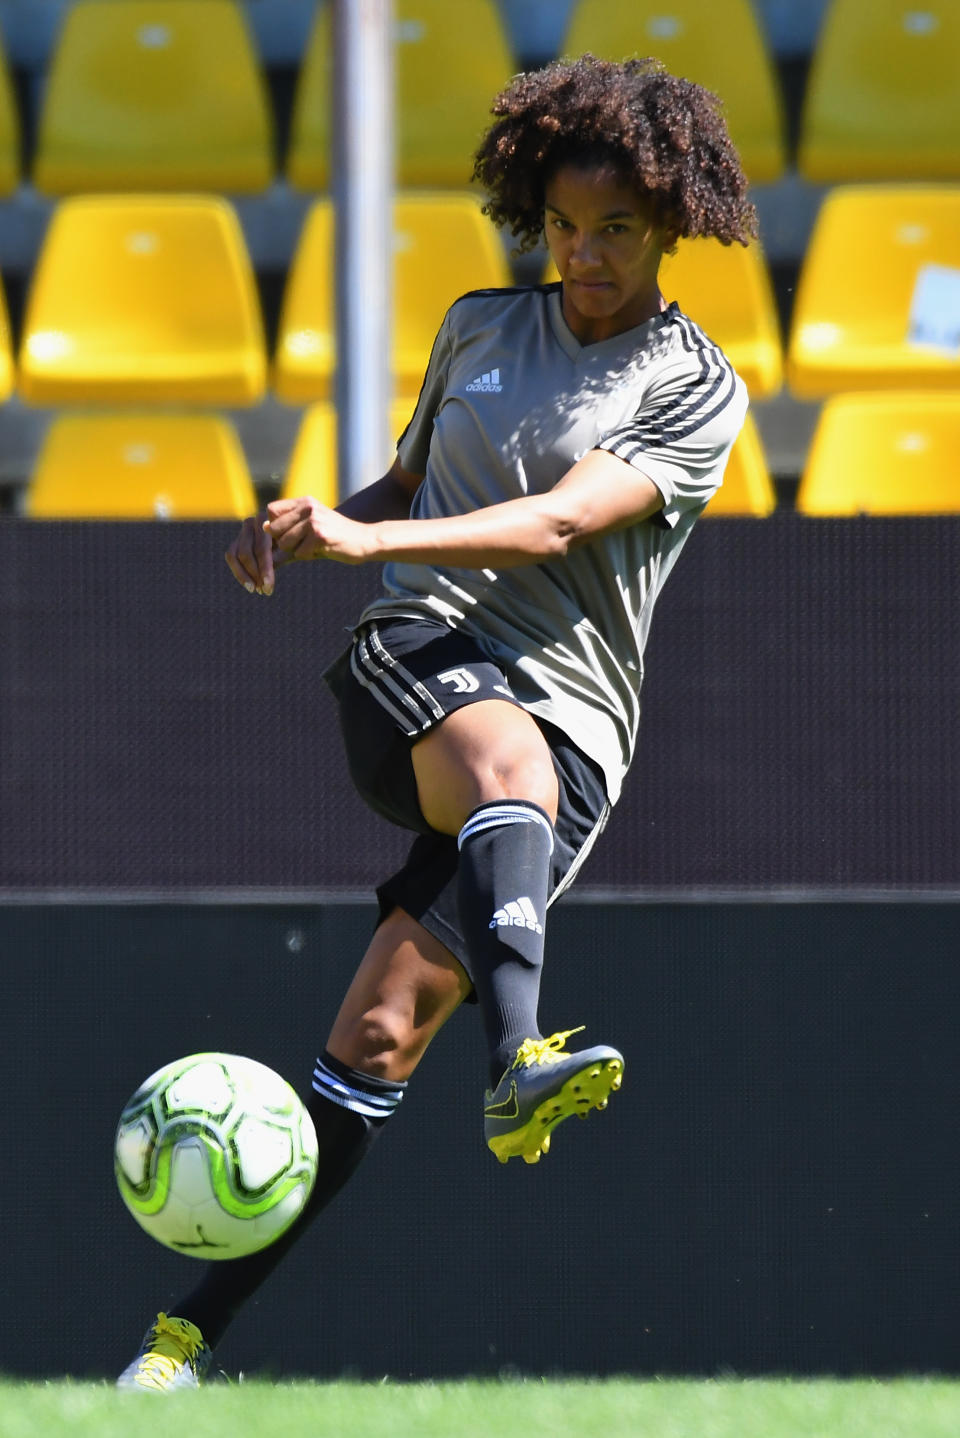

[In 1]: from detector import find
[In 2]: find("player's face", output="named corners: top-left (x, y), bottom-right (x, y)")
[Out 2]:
top-left (544, 163), bottom-right (670, 344)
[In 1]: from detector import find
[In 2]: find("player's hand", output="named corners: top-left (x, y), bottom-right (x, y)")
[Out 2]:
top-left (261, 496), bottom-right (376, 566)
top-left (224, 511), bottom-right (277, 596)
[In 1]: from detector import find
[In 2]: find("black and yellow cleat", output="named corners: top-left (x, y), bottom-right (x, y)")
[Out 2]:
top-left (483, 1027), bottom-right (624, 1165)
top-left (116, 1312), bottom-right (213, 1393)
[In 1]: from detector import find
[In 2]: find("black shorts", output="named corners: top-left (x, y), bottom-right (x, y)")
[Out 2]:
top-left (324, 614), bottom-right (610, 981)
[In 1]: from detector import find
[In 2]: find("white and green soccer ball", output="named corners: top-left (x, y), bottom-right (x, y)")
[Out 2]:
top-left (115, 1052), bottom-right (318, 1259)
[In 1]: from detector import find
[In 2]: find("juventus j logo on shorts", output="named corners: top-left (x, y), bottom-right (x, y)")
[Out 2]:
top-left (437, 667), bottom-right (480, 694)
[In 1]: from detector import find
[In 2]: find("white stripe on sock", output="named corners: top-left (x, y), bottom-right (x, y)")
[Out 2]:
top-left (457, 802), bottom-right (555, 853)
top-left (311, 1059), bottom-right (405, 1120)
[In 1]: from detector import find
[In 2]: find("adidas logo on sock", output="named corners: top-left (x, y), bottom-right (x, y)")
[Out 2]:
top-left (489, 896), bottom-right (543, 934)
top-left (466, 367), bottom-right (503, 393)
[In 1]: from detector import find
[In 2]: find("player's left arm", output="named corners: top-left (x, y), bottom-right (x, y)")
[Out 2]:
top-left (262, 448), bottom-right (664, 570)
top-left (224, 456), bottom-right (424, 593)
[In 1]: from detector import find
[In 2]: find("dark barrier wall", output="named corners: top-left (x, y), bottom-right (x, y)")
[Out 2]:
top-left (1, 516), bottom-right (958, 894)
top-left (2, 901), bottom-right (959, 1380)
top-left (2, 519), bottom-right (958, 1380)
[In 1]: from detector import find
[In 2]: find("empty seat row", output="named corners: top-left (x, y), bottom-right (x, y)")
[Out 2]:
top-left (20, 395), bottom-right (960, 519)
top-left (0, 0), bottom-right (955, 198)
top-left (787, 185), bottom-right (960, 398)
top-left (10, 192), bottom-right (512, 407)
top-left (285, 0), bottom-right (786, 188)
top-left (1, 185), bottom-right (957, 409)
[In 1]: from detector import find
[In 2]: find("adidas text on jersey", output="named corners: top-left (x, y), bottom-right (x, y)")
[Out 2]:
top-left (466, 368), bottom-right (503, 393)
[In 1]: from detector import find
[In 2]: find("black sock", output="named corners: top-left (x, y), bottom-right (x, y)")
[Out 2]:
top-left (172, 1052), bottom-right (406, 1350)
top-left (456, 799), bottom-right (555, 1089)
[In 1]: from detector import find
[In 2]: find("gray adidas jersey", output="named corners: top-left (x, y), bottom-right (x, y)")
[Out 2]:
top-left (359, 284), bottom-right (747, 803)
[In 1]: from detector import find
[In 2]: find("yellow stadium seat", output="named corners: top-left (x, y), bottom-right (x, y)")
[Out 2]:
top-left (281, 399), bottom-right (415, 503)
top-left (0, 271), bottom-right (15, 402)
top-left (796, 393), bottom-right (960, 515)
top-left (543, 236), bottom-right (782, 398)
top-left (19, 195), bottom-right (267, 405)
top-left (703, 411), bottom-right (776, 516)
top-left (660, 241), bottom-right (782, 399)
top-left (274, 192), bottom-right (511, 404)
top-left (798, 0), bottom-right (960, 182)
top-left (33, 0), bottom-right (274, 195)
top-left (25, 412), bottom-right (258, 518)
top-left (281, 402), bottom-right (338, 505)
top-left (287, 0), bottom-right (515, 190)
top-left (787, 186), bottom-right (960, 400)
top-left (0, 31), bottom-right (20, 197)
top-left (560, 0), bottom-right (786, 184)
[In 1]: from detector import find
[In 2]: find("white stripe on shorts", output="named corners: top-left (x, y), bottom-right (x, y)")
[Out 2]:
top-left (548, 801), bottom-right (611, 908)
top-left (366, 625), bottom-right (445, 723)
top-left (350, 623), bottom-right (445, 737)
top-left (350, 639), bottom-right (419, 731)
top-left (350, 627), bottom-right (435, 735)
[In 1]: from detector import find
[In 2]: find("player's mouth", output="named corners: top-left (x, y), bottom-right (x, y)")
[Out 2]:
top-left (567, 278), bottom-right (617, 303)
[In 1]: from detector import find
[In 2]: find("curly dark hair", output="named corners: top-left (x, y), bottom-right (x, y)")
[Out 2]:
top-left (472, 54), bottom-right (758, 252)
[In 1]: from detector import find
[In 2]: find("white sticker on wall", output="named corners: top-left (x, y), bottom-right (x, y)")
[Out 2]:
top-left (908, 264), bottom-right (960, 354)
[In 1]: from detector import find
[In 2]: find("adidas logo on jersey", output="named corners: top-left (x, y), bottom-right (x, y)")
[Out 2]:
top-left (466, 368), bottom-right (503, 393)
top-left (489, 896), bottom-right (543, 934)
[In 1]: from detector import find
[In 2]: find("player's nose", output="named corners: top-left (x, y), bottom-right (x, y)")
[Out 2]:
top-left (568, 230), bottom-right (602, 268)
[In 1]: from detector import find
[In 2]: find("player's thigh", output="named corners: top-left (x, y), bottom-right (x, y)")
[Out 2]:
top-left (331, 615), bottom-right (549, 836)
top-left (325, 905), bottom-right (472, 1081)
top-left (411, 698), bottom-right (559, 835)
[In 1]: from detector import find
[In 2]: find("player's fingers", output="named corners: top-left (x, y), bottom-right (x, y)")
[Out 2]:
top-left (265, 496), bottom-right (300, 520)
top-left (294, 531), bottom-right (326, 560)
top-left (224, 545), bottom-right (249, 587)
top-left (266, 513), bottom-right (332, 561)
top-left (266, 514), bottom-right (319, 557)
top-left (226, 516), bottom-right (275, 594)
top-left (225, 522), bottom-right (260, 589)
top-left (265, 497), bottom-right (333, 546)
top-left (262, 498), bottom-right (304, 544)
top-left (249, 514), bottom-right (279, 594)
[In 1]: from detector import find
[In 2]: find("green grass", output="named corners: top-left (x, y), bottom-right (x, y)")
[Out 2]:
top-left (1, 1379), bottom-right (959, 1438)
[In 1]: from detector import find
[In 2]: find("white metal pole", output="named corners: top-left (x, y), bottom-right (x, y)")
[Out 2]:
top-left (332, 0), bottom-right (394, 498)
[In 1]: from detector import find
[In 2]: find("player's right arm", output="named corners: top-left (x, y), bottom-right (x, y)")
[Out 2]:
top-left (335, 457), bottom-right (424, 523)
top-left (224, 456), bottom-right (423, 596)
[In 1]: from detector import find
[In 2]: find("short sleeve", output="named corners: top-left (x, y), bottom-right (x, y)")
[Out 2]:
top-left (597, 349), bottom-right (749, 528)
top-left (396, 308), bottom-right (455, 476)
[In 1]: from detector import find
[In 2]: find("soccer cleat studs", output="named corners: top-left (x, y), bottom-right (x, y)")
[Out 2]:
top-left (483, 1028), bottom-right (624, 1164)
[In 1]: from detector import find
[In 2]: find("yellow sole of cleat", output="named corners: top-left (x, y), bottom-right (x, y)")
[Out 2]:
top-left (488, 1057), bottom-right (623, 1164)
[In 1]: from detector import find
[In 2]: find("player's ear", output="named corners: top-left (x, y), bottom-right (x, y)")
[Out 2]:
top-left (658, 216), bottom-right (682, 255)
top-left (654, 200), bottom-right (682, 257)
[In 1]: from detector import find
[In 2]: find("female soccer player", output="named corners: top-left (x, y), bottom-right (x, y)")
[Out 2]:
top-left (119, 53), bottom-right (756, 1390)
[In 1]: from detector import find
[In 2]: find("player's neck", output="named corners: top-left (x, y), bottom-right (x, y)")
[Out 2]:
top-left (560, 282), bottom-right (667, 345)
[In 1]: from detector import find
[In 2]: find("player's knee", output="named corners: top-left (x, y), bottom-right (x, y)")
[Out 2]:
top-left (339, 1010), bottom-right (398, 1071)
top-left (345, 1007), bottom-right (410, 1078)
top-left (492, 747), bottom-right (558, 819)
